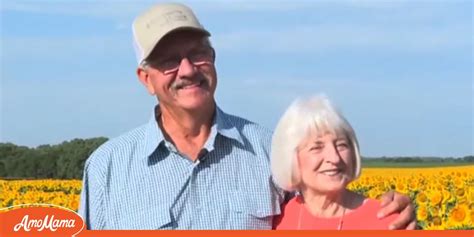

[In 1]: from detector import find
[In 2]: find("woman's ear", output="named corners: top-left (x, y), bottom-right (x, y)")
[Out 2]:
top-left (137, 67), bottom-right (156, 95)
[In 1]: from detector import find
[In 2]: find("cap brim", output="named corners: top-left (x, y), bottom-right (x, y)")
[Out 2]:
top-left (145, 26), bottom-right (211, 61)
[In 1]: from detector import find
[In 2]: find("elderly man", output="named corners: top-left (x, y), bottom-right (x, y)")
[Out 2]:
top-left (79, 2), bottom-right (416, 230)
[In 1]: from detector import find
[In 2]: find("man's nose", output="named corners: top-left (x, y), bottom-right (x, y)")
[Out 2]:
top-left (177, 57), bottom-right (197, 78)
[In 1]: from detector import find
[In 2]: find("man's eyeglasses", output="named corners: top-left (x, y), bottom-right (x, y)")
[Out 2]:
top-left (145, 46), bottom-right (215, 75)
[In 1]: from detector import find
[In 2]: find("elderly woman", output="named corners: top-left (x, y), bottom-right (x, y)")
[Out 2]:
top-left (271, 95), bottom-right (400, 230)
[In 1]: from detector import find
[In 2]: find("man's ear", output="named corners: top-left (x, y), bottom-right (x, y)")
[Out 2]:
top-left (137, 67), bottom-right (156, 95)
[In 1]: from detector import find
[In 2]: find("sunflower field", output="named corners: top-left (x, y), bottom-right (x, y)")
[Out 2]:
top-left (0, 179), bottom-right (81, 212)
top-left (1, 165), bottom-right (473, 229)
top-left (348, 165), bottom-right (474, 229)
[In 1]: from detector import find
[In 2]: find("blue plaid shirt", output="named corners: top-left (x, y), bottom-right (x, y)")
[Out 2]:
top-left (79, 106), bottom-right (285, 229)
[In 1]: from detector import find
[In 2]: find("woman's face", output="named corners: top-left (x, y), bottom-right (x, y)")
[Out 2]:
top-left (296, 131), bottom-right (354, 194)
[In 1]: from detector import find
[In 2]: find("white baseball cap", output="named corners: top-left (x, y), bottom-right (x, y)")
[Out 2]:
top-left (132, 3), bottom-right (210, 65)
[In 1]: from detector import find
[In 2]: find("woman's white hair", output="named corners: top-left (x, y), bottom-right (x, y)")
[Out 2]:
top-left (270, 94), bottom-right (361, 191)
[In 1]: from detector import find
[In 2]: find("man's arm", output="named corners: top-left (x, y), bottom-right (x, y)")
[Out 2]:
top-left (378, 191), bottom-right (417, 230)
top-left (78, 151), bottom-right (107, 229)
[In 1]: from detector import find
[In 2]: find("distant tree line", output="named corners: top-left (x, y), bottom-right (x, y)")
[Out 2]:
top-left (0, 137), bottom-right (473, 179)
top-left (0, 138), bottom-right (108, 179)
top-left (363, 156), bottom-right (474, 163)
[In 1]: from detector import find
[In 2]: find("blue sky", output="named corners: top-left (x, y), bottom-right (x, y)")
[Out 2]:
top-left (1, 0), bottom-right (472, 157)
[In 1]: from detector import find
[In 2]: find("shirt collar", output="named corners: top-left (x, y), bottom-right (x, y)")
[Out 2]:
top-left (143, 105), bottom-right (244, 159)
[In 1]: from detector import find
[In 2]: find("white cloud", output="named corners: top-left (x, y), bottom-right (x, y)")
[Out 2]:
top-left (0, 0), bottom-right (412, 18)
top-left (216, 73), bottom-right (473, 157)
top-left (2, 36), bottom-right (132, 62)
top-left (1, 1), bottom-right (145, 18)
top-left (1, 0), bottom-right (471, 156)
top-left (3, 21), bottom-right (467, 67)
top-left (213, 23), bottom-right (471, 54)
top-left (3, 0), bottom-right (469, 54)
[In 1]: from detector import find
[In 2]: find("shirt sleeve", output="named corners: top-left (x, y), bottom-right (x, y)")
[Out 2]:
top-left (78, 149), bottom-right (108, 229)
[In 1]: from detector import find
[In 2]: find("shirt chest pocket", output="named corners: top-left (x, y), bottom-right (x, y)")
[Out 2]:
top-left (228, 190), bottom-right (281, 230)
top-left (113, 205), bottom-right (174, 230)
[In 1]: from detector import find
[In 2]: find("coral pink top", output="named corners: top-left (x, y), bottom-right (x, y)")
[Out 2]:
top-left (274, 196), bottom-right (399, 230)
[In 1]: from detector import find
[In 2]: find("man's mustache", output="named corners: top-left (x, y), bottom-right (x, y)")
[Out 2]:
top-left (171, 75), bottom-right (207, 90)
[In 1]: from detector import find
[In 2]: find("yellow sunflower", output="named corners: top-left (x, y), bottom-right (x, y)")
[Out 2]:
top-left (426, 215), bottom-right (445, 230)
top-left (416, 192), bottom-right (428, 204)
top-left (453, 177), bottom-right (464, 189)
top-left (470, 209), bottom-right (474, 225)
top-left (396, 181), bottom-right (408, 194)
top-left (408, 179), bottom-right (418, 191)
top-left (429, 191), bottom-right (443, 207)
top-left (467, 187), bottom-right (474, 203)
top-left (447, 204), bottom-right (471, 227)
top-left (442, 189), bottom-right (455, 204)
top-left (455, 188), bottom-right (468, 204)
top-left (416, 204), bottom-right (428, 222)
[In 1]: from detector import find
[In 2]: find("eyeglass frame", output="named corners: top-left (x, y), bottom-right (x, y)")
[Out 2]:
top-left (141, 46), bottom-right (216, 75)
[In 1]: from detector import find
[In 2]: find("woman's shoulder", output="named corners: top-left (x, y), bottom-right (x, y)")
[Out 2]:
top-left (280, 196), bottom-right (302, 217)
top-left (273, 196), bottom-right (302, 229)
